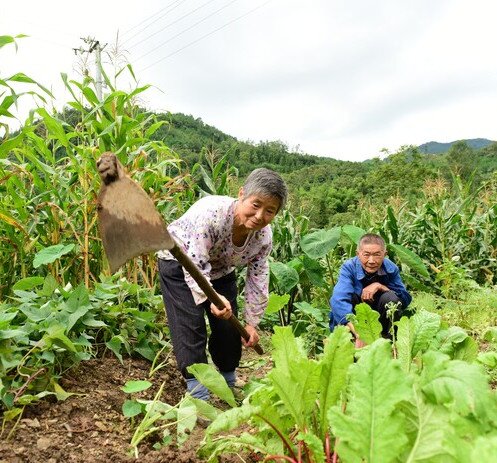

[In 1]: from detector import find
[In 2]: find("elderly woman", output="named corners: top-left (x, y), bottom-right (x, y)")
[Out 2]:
top-left (158, 168), bottom-right (288, 400)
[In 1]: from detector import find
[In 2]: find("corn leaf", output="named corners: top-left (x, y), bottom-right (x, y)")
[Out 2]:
top-left (388, 244), bottom-right (430, 278)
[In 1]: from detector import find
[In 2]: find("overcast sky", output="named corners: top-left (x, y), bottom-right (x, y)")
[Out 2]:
top-left (2, 0), bottom-right (497, 161)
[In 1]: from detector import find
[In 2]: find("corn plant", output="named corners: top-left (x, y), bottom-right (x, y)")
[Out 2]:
top-left (362, 174), bottom-right (497, 289)
top-left (1, 38), bottom-right (191, 298)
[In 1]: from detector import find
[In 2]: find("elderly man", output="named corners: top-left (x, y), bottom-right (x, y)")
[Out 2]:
top-left (329, 233), bottom-right (411, 347)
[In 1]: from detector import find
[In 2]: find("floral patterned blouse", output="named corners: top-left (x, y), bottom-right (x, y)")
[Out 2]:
top-left (158, 195), bottom-right (272, 326)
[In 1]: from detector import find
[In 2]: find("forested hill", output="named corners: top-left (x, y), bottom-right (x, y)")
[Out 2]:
top-left (153, 112), bottom-right (329, 175)
top-left (151, 112), bottom-right (497, 228)
top-left (418, 138), bottom-right (494, 154)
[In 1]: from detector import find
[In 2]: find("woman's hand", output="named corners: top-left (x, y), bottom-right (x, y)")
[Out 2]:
top-left (210, 295), bottom-right (232, 320)
top-left (242, 324), bottom-right (260, 347)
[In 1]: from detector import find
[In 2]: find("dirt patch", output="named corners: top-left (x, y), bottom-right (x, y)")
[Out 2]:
top-left (0, 349), bottom-right (272, 463)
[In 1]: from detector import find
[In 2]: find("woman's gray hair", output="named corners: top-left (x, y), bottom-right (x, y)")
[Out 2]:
top-left (242, 168), bottom-right (288, 211)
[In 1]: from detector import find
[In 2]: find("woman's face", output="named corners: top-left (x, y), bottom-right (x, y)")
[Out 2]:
top-left (235, 190), bottom-right (280, 232)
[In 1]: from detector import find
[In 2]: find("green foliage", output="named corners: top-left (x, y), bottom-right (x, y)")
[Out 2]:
top-left (348, 303), bottom-right (382, 345)
top-left (0, 274), bottom-right (169, 417)
top-left (200, 312), bottom-right (497, 463)
top-left (187, 363), bottom-right (237, 408)
top-left (1, 41), bottom-right (188, 297)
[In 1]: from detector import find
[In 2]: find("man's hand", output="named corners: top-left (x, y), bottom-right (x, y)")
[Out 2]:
top-left (210, 295), bottom-right (232, 320)
top-left (242, 324), bottom-right (260, 347)
top-left (361, 282), bottom-right (388, 302)
top-left (347, 322), bottom-right (367, 348)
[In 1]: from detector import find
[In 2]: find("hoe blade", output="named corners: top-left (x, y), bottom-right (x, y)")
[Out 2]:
top-left (96, 153), bottom-right (174, 273)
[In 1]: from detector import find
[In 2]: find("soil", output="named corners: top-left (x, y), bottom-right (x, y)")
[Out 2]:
top-left (0, 348), bottom-right (272, 463)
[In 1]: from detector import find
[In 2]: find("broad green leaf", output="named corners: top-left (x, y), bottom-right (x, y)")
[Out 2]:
top-left (269, 327), bottom-right (321, 429)
top-left (42, 326), bottom-right (77, 353)
top-left (200, 430), bottom-right (274, 462)
top-left (302, 255), bottom-right (326, 287)
top-left (294, 301), bottom-right (325, 321)
top-left (319, 326), bottom-right (354, 434)
top-left (270, 261), bottom-right (299, 293)
top-left (421, 351), bottom-right (493, 420)
top-left (39, 273), bottom-right (58, 297)
top-left (483, 327), bottom-right (497, 343)
top-left (206, 403), bottom-right (261, 436)
top-left (65, 284), bottom-right (90, 313)
top-left (271, 326), bottom-right (307, 377)
top-left (477, 351), bottom-right (497, 368)
top-left (106, 335), bottom-right (124, 364)
top-left (265, 293), bottom-right (290, 315)
top-left (19, 303), bottom-right (51, 322)
top-left (452, 336), bottom-right (478, 362)
top-left (122, 380), bottom-right (153, 394)
top-left (0, 311), bottom-right (17, 330)
top-left (122, 399), bottom-right (143, 417)
top-left (33, 244), bottom-right (75, 268)
top-left (329, 340), bottom-right (412, 463)
top-left (340, 225), bottom-right (367, 251)
top-left (396, 316), bottom-right (415, 372)
top-left (177, 400), bottom-right (198, 445)
top-left (430, 326), bottom-right (468, 357)
top-left (471, 435), bottom-right (497, 462)
top-left (411, 310), bottom-right (441, 357)
top-left (189, 397), bottom-right (220, 421)
top-left (0, 329), bottom-right (26, 340)
top-left (400, 387), bottom-right (455, 463)
top-left (300, 227), bottom-right (341, 259)
top-left (350, 303), bottom-right (382, 345)
top-left (66, 306), bottom-right (91, 332)
top-left (0, 36), bottom-right (15, 48)
top-left (187, 363), bottom-right (236, 407)
top-left (12, 277), bottom-right (45, 291)
top-left (388, 244), bottom-right (430, 278)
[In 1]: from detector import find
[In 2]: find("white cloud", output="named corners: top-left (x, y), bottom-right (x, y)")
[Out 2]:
top-left (2, 0), bottom-right (497, 161)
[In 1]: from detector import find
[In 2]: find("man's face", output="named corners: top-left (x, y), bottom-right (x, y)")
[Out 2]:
top-left (357, 243), bottom-right (386, 274)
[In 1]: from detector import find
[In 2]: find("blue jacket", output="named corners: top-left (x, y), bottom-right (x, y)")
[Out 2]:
top-left (329, 256), bottom-right (412, 330)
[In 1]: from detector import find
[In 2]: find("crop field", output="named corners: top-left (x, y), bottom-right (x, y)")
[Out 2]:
top-left (1, 35), bottom-right (497, 462)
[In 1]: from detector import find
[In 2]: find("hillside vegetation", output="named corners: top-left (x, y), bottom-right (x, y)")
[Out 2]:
top-left (149, 112), bottom-right (497, 228)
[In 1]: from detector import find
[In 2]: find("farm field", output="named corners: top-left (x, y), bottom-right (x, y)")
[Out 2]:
top-left (1, 34), bottom-right (497, 462)
top-left (0, 350), bottom-right (273, 463)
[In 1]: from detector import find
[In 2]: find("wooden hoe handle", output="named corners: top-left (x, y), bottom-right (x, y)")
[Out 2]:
top-left (170, 244), bottom-right (264, 355)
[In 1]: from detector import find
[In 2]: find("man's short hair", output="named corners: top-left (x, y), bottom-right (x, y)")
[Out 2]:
top-left (358, 233), bottom-right (386, 250)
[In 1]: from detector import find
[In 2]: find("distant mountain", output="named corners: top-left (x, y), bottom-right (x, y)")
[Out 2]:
top-left (418, 138), bottom-right (495, 154)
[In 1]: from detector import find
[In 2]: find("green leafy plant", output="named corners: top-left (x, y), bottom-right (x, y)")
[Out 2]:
top-left (199, 305), bottom-right (497, 463)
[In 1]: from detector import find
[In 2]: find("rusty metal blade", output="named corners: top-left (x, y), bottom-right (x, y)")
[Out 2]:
top-left (97, 175), bottom-right (174, 273)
